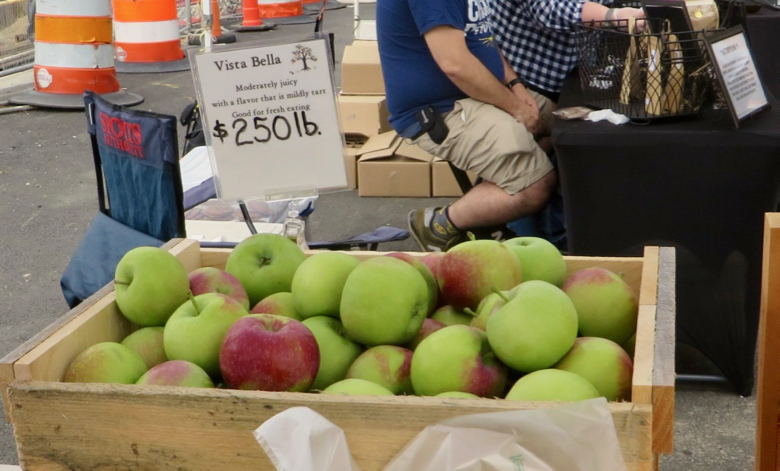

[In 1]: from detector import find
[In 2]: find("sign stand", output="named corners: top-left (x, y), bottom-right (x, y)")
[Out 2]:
top-left (189, 35), bottom-right (348, 245)
top-left (704, 25), bottom-right (772, 128)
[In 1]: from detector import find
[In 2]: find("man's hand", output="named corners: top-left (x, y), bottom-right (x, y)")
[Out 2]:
top-left (509, 84), bottom-right (541, 135)
top-left (613, 7), bottom-right (646, 32)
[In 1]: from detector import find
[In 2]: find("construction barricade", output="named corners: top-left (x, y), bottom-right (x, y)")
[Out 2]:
top-left (114, 0), bottom-right (190, 73)
top-left (256, 0), bottom-right (317, 25)
top-left (10, 0), bottom-right (142, 109)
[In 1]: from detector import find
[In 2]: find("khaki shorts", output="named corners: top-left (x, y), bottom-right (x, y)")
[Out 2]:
top-left (412, 92), bottom-right (554, 195)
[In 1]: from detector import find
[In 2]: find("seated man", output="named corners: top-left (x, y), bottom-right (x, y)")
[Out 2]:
top-left (493, 0), bottom-right (643, 103)
top-left (376, 0), bottom-right (557, 252)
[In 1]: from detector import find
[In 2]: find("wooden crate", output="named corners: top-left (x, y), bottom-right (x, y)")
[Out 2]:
top-left (0, 240), bottom-right (675, 471)
top-left (756, 213), bottom-right (780, 471)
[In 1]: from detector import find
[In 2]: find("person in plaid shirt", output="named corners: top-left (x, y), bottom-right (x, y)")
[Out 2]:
top-left (493, 0), bottom-right (644, 103)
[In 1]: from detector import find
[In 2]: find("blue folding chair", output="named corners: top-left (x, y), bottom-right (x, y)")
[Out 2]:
top-left (60, 91), bottom-right (186, 308)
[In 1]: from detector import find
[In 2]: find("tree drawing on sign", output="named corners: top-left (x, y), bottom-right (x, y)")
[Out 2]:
top-left (291, 44), bottom-right (317, 71)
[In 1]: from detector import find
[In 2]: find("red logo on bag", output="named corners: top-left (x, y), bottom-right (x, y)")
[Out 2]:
top-left (99, 111), bottom-right (145, 159)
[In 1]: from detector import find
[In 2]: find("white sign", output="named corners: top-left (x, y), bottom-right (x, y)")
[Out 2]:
top-left (709, 30), bottom-right (768, 121)
top-left (192, 38), bottom-right (347, 201)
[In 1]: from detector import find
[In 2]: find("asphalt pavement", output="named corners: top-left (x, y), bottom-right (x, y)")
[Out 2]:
top-left (0, 4), bottom-right (760, 470)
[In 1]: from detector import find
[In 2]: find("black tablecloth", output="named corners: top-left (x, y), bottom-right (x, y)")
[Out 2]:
top-left (552, 74), bottom-right (780, 396)
top-left (746, 7), bottom-right (780, 99)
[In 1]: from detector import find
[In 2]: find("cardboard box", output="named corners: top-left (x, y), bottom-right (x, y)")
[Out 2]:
top-left (338, 94), bottom-right (391, 137)
top-left (341, 40), bottom-right (385, 95)
top-left (431, 157), bottom-right (478, 197)
top-left (357, 131), bottom-right (433, 197)
top-left (343, 134), bottom-right (369, 189)
top-left (0, 240), bottom-right (675, 471)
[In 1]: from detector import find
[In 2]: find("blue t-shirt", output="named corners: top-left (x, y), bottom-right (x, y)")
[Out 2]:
top-left (377, 0), bottom-right (504, 133)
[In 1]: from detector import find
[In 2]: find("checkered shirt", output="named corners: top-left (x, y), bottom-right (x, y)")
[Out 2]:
top-left (493, 0), bottom-right (611, 96)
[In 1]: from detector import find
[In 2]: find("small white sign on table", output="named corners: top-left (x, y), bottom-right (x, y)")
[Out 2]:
top-left (191, 37), bottom-right (347, 201)
top-left (705, 25), bottom-right (772, 128)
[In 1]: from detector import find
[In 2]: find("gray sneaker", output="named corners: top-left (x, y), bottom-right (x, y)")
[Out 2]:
top-left (407, 208), bottom-right (466, 252)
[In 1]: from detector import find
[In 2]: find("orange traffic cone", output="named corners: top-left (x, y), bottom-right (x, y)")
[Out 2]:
top-left (210, 0), bottom-right (237, 43)
top-left (10, 0), bottom-right (143, 109)
top-left (234, 0), bottom-right (276, 31)
top-left (113, 0), bottom-right (190, 73)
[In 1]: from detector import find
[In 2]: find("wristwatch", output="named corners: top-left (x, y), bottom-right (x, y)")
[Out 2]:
top-left (506, 77), bottom-right (527, 89)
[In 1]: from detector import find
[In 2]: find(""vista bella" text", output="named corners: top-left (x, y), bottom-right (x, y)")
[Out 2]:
top-left (213, 54), bottom-right (282, 71)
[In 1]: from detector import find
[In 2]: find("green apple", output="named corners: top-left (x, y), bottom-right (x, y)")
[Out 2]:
top-left (562, 267), bottom-right (639, 345)
top-left (346, 345), bottom-right (414, 395)
top-left (437, 239), bottom-right (522, 311)
top-left (114, 246), bottom-right (190, 327)
top-left (225, 233), bottom-right (306, 307)
top-left (411, 325), bottom-right (507, 397)
top-left (468, 289), bottom-right (518, 331)
top-left (251, 292), bottom-right (303, 320)
top-left (505, 369), bottom-right (600, 401)
top-left (291, 251), bottom-right (361, 319)
top-left (554, 337), bottom-right (633, 402)
top-left (121, 326), bottom-right (167, 369)
top-left (503, 236), bottom-right (567, 287)
top-left (340, 257), bottom-right (428, 346)
top-left (384, 252), bottom-right (438, 314)
top-left (302, 316), bottom-right (364, 391)
top-left (431, 305), bottom-right (473, 327)
top-left (64, 342), bottom-right (147, 384)
top-left (188, 267), bottom-right (250, 311)
top-left (136, 360), bottom-right (215, 388)
top-left (486, 280), bottom-right (578, 373)
top-left (164, 293), bottom-right (249, 377)
top-left (321, 378), bottom-right (395, 396)
top-left (435, 391), bottom-right (480, 399)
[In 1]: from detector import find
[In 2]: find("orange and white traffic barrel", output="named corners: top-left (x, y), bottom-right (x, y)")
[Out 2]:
top-left (113, 0), bottom-right (190, 73)
top-left (10, 0), bottom-right (143, 109)
top-left (257, 0), bottom-right (317, 25)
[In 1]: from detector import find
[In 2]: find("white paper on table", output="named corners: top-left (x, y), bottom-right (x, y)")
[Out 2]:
top-left (253, 406), bottom-right (362, 471)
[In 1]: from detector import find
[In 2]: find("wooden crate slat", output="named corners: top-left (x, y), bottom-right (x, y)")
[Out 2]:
top-left (756, 213), bottom-right (780, 471)
top-left (652, 246), bottom-right (676, 454)
top-left (8, 381), bottom-right (654, 471)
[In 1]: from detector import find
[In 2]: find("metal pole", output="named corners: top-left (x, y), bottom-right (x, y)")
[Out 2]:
top-left (203, 0), bottom-right (213, 51)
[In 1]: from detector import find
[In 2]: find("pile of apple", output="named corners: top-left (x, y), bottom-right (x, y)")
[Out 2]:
top-left (63, 233), bottom-right (638, 404)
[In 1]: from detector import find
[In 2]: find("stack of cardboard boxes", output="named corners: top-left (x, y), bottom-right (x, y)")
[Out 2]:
top-left (338, 39), bottom-right (475, 197)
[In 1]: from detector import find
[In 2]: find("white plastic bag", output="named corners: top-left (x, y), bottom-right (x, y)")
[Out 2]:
top-left (254, 398), bottom-right (626, 471)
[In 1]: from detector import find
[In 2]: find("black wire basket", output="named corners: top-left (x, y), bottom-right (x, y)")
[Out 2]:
top-left (575, 18), bottom-right (720, 121)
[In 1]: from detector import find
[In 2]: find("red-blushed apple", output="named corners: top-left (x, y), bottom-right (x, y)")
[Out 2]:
top-left (503, 236), bottom-right (567, 287)
top-left (421, 251), bottom-right (446, 308)
top-left (321, 378), bottom-right (394, 396)
top-left (220, 314), bottom-right (320, 392)
top-left (437, 239), bottom-right (522, 311)
top-left (340, 257), bottom-right (428, 346)
top-left (224, 233), bottom-right (306, 308)
top-left (121, 326), bottom-right (167, 369)
top-left (563, 267), bottom-right (638, 345)
top-left (431, 305), bottom-right (473, 326)
top-left (302, 315), bottom-right (364, 391)
top-left (486, 280), bottom-right (578, 373)
top-left (164, 293), bottom-right (249, 378)
top-left (384, 252), bottom-right (438, 314)
top-left (346, 345), bottom-right (414, 395)
top-left (291, 251), bottom-right (361, 319)
top-left (251, 292), bottom-right (303, 321)
top-left (554, 337), bottom-right (633, 402)
top-left (435, 391), bottom-right (480, 399)
top-left (505, 369), bottom-right (600, 402)
top-left (114, 246), bottom-right (190, 327)
top-left (64, 342), bottom-right (148, 384)
top-left (405, 317), bottom-right (447, 351)
top-left (188, 266), bottom-right (250, 311)
top-left (410, 325), bottom-right (507, 397)
top-left (136, 360), bottom-right (215, 388)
